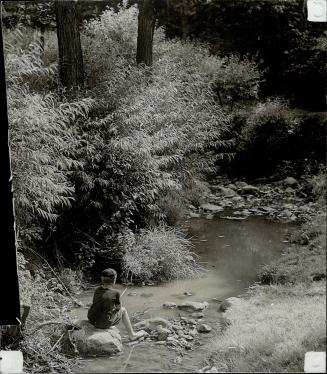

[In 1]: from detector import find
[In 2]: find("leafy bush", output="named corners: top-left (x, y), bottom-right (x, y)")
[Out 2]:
top-left (53, 4), bottom-right (235, 272)
top-left (120, 226), bottom-right (204, 282)
top-left (5, 31), bottom-right (94, 247)
top-left (233, 98), bottom-right (302, 176)
top-left (213, 54), bottom-right (262, 111)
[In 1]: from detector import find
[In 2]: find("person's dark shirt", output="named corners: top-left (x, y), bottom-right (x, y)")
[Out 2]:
top-left (87, 286), bottom-right (121, 329)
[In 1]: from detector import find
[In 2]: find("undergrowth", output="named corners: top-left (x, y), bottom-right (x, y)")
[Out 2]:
top-left (208, 172), bottom-right (326, 372)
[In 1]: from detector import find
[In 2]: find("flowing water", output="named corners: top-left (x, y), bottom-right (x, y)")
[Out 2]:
top-left (72, 216), bottom-right (294, 373)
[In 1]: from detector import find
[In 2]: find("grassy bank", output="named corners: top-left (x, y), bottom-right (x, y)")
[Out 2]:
top-left (207, 183), bottom-right (326, 372)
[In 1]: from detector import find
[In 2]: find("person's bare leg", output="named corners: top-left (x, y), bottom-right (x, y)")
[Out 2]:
top-left (121, 307), bottom-right (148, 341)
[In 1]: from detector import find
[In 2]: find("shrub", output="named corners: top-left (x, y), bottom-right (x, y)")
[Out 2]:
top-left (55, 4), bottom-right (235, 272)
top-left (120, 226), bottom-right (204, 282)
top-left (156, 191), bottom-right (187, 226)
top-left (257, 264), bottom-right (290, 285)
top-left (213, 54), bottom-right (262, 111)
top-left (233, 98), bottom-right (301, 176)
top-left (5, 30), bottom-right (94, 243)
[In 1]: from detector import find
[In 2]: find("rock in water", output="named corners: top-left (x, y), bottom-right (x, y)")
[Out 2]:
top-left (134, 317), bottom-right (171, 332)
top-left (156, 325), bottom-right (171, 340)
top-left (71, 320), bottom-right (122, 356)
top-left (200, 203), bottom-right (223, 213)
top-left (234, 181), bottom-right (248, 188)
top-left (197, 324), bottom-right (212, 333)
top-left (219, 187), bottom-right (238, 197)
top-left (178, 301), bottom-right (208, 312)
top-left (283, 177), bottom-right (298, 187)
top-left (219, 297), bottom-right (241, 312)
top-left (191, 312), bottom-right (204, 319)
top-left (189, 212), bottom-right (201, 218)
top-left (240, 185), bottom-right (259, 195)
top-left (163, 301), bottom-right (177, 309)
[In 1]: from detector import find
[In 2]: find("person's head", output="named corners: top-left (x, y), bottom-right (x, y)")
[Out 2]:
top-left (101, 268), bottom-right (117, 286)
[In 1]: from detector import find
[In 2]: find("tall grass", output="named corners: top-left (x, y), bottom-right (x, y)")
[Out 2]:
top-left (120, 226), bottom-right (204, 282)
top-left (209, 284), bottom-right (326, 372)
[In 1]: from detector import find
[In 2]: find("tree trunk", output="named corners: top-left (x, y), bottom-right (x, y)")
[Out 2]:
top-left (55, 0), bottom-right (84, 89)
top-left (136, 0), bottom-right (156, 66)
top-left (0, 17), bottom-right (21, 326)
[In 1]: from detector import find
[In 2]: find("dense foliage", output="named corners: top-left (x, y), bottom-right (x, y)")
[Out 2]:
top-left (2, 1), bottom-right (326, 372)
top-left (51, 5), bottom-right (236, 273)
top-left (157, 0), bottom-right (327, 110)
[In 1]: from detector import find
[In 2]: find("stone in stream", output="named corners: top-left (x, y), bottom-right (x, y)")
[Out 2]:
top-left (181, 317), bottom-right (197, 325)
top-left (70, 320), bottom-right (122, 356)
top-left (218, 187), bottom-right (238, 197)
top-left (219, 297), bottom-right (241, 312)
top-left (191, 312), bottom-right (204, 319)
top-left (189, 212), bottom-right (201, 218)
top-left (156, 325), bottom-right (171, 340)
top-left (240, 185), bottom-right (260, 195)
top-left (199, 203), bottom-right (223, 213)
top-left (163, 301), bottom-right (177, 309)
top-left (155, 341), bottom-right (166, 345)
top-left (197, 324), bottom-right (212, 333)
top-left (283, 176), bottom-right (299, 187)
top-left (134, 317), bottom-right (171, 332)
top-left (234, 181), bottom-right (248, 189)
top-left (178, 301), bottom-right (208, 312)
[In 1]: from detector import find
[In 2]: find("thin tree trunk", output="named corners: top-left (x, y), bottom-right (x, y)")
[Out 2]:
top-left (136, 0), bottom-right (156, 66)
top-left (40, 24), bottom-right (45, 55)
top-left (0, 17), bottom-right (21, 326)
top-left (55, 0), bottom-right (84, 89)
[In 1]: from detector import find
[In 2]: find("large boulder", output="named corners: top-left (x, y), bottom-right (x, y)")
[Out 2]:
top-left (71, 320), bottom-right (122, 356)
top-left (178, 301), bottom-right (208, 312)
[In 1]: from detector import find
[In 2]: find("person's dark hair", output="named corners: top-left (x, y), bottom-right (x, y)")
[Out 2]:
top-left (101, 268), bottom-right (117, 284)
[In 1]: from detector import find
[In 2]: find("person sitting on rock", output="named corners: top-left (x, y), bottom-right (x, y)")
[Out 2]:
top-left (87, 268), bottom-right (148, 341)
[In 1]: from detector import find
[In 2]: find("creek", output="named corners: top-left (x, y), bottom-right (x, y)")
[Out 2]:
top-left (71, 215), bottom-right (294, 373)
